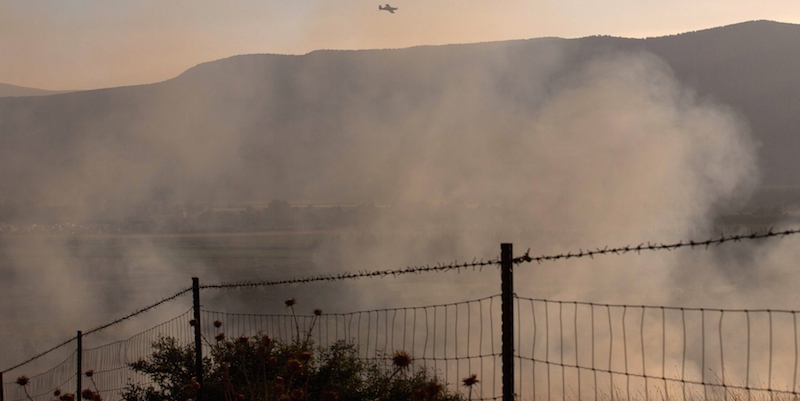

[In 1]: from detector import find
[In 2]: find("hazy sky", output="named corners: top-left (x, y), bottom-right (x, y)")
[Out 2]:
top-left (2, 1), bottom-right (800, 90)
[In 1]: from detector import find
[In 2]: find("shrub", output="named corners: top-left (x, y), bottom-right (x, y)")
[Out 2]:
top-left (121, 302), bottom-right (468, 401)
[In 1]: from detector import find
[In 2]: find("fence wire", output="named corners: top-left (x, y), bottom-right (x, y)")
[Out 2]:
top-left (82, 309), bottom-right (195, 401)
top-left (201, 295), bottom-right (503, 400)
top-left (516, 296), bottom-right (800, 401)
top-left (2, 352), bottom-right (77, 401)
top-left (513, 227), bottom-right (800, 264)
top-left (2, 310), bottom-right (194, 401)
top-left (6, 227), bottom-right (800, 401)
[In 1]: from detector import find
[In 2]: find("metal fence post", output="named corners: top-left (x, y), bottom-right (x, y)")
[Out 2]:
top-left (76, 331), bottom-right (82, 398)
top-left (501, 243), bottom-right (514, 401)
top-left (1, 371), bottom-right (4, 401)
top-left (192, 277), bottom-right (203, 401)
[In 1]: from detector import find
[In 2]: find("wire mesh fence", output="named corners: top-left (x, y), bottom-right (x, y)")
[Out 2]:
top-left (2, 351), bottom-right (77, 401)
top-left (1, 309), bottom-right (194, 401)
top-left (201, 295), bottom-right (503, 400)
top-left (5, 230), bottom-right (800, 401)
top-left (8, 294), bottom-right (800, 401)
top-left (82, 309), bottom-right (195, 401)
top-left (515, 296), bottom-right (800, 401)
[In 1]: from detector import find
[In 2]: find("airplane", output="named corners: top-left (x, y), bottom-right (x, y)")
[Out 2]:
top-left (379, 4), bottom-right (397, 13)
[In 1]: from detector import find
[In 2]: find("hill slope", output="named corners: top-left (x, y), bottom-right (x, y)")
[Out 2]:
top-left (0, 20), bottom-right (796, 220)
top-left (0, 83), bottom-right (69, 97)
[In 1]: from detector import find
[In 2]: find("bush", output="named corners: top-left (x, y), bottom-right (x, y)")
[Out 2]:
top-left (121, 303), bottom-right (470, 401)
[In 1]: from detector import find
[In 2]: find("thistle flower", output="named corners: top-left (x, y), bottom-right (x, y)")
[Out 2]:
top-left (54, 389), bottom-right (62, 397)
top-left (287, 358), bottom-right (303, 372)
top-left (314, 308), bottom-right (322, 316)
top-left (237, 335), bottom-right (249, 344)
top-left (284, 298), bottom-right (296, 307)
top-left (16, 376), bottom-right (29, 386)
top-left (84, 370), bottom-right (94, 378)
top-left (392, 351), bottom-right (412, 369)
top-left (59, 393), bottom-right (76, 401)
top-left (81, 389), bottom-right (96, 400)
top-left (462, 374), bottom-right (479, 387)
top-left (424, 380), bottom-right (442, 399)
top-left (213, 320), bottom-right (222, 328)
top-left (215, 333), bottom-right (225, 342)
top-left (189, 319), bottom-right (197, 327)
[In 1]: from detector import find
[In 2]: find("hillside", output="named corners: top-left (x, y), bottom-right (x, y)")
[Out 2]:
top-left (0, 20), bottom-right (798, 221)
top-left (0, 83), bottom-right (69, 98)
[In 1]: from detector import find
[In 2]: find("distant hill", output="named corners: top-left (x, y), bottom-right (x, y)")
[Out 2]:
top-left (0, 20), bottom-right (798, 220)
top-left (0, 83), bottom-right (70, 97)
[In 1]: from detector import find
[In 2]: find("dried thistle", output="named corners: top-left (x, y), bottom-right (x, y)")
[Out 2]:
top-left (189, 319), bottom-right (197, 327)
top-left (16, 375), bottom-right (29, 386)
top-left (286, 358), bottom-right (303, 372)
top-left (84, 370), bottom-right (94, 378)
top-left (215, 333), bottom-right (225, 342)
top-left (314, 308), bottom-right (322, 316)
top-left (214, 320), bottom-right (222, 328)
top-left (59, 393), bottom-right (76, 401)
top-left (80, 389), bottom-right (96, 400)
top-left (392, 351), bottom-right (412, 369)
top-left (462, 373), bottom-right (479, 387)
top-left (424, 380), bottom-right (443, 399)
top-left (284, 298), bottom-right (296, 307)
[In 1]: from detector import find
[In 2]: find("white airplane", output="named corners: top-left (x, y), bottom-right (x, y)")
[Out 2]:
top-left (379, 4), bottom-right (397, 13)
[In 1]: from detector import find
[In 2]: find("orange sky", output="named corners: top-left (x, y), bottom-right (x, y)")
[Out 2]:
top-left (3, 0), bottom-right (800, 90)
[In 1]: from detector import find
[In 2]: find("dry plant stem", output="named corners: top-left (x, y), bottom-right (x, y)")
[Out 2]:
top-left (22, 386), bottom-right (33, 401)
top-left (290, 305), bottom-right (301, 344)
top-left (303, 315), bottom-right (318, 348)
top-left (241, 353), bottom-right (255, 401)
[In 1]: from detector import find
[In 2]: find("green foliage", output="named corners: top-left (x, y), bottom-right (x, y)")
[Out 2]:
top-left (122, 332), bottom-right (467, 401)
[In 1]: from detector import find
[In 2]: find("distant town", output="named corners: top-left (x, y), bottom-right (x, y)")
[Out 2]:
top-left (1, 187), bottom-right (800, 235)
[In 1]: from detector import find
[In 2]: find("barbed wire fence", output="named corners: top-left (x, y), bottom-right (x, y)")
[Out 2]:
top-left (3, 228), bottom-right (800, 401)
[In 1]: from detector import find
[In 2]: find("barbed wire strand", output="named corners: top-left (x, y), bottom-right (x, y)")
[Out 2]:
top-left (6, 227), bottom-right (800, 374)
top-left (83, 287), bottom-right (193, 336)
top-left (200, 258), bottom-right (499, 290)
top-left (513, 227), bottom-right (800, 264)
top-left (2, 286), bottom-right (192, 374)
top-left (1, 337), bottom-right (77, 374)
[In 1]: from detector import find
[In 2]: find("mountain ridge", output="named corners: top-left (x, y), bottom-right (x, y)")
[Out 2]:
top-left (0, 20), bottom-right (798, 220)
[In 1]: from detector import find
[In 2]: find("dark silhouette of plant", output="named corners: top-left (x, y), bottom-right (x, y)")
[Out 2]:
top-left (120, 300), bottom-right (467, 401)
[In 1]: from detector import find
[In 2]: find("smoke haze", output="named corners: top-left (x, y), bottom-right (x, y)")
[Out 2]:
top-left (6, 24), bottom-right (800, 398)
